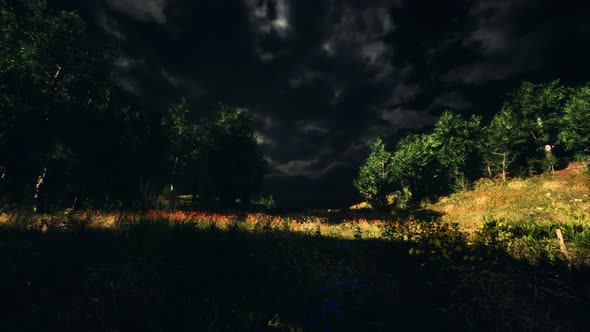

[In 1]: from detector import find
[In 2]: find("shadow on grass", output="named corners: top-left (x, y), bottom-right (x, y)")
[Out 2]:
top-left (262, 208), bottom-right (444, 225)
top-left (0, 217), bottom-right (589, 331)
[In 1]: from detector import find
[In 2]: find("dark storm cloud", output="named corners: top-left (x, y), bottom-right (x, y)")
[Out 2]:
top-left (56, 0), bottom-right (590, 207)
top-left (442, 0), bottom-right (588, 85)
top-left (129, 0), bottom-right (417, 181)
top-left (105, 0), bottom-right (169, 24)
top-left (97, 11), bottom-right (127, 41)
top-left (432, 91), bottom-right (472, 111)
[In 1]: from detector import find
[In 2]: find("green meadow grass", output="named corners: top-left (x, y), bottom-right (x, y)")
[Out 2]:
top-left (1, 170), bottom-right (589, 330)
top-left (1, 210), bottom-right (590, 331)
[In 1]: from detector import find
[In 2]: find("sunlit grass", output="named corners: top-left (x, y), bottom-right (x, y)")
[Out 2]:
top-left (1, 168), bottom-right (589, 330)
top-left (431, 171), bottom-right (590, 232)
top-left (1, 206), bottom-right (590, 330)
top-left (0, 209), bottom-right (390, 240)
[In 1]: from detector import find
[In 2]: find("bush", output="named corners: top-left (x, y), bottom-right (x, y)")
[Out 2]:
top-left (252, 195), bottom-right (277, 212)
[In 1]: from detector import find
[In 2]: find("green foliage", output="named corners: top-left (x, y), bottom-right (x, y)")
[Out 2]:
top-left (0, 1), bottom-right (268, 211)
top-left (482, 107), bottom-right (528, 180)
top-left (472, 218), bottom-right (590, 266)
top-left (252, 195), bottom-right (277, 212)
top-left (382, 221), bottom-right (467, 260)
top-left (558, 83), bottom-right (590, 158)
top-left (193, 105), bottom-right (267, 208)
top-left (0, 0), bottom-right (125, 209)
top-left (353, 138), bottom-right (394, 210)
top-left (389, 133), bottom-right (441, 205)
top-left (493, 80), bottom-right (568, 175)
top-left (369, 80), bottom-right (589, 200)
top-left (360, 112), bottom-right (484, 208)
top-left (430, 111), bottom-right (484, 191)
top-left (390, 187), bottom-right (412, 209)
top-left (163, 98), bottom-right (200, 207)
top-left (508, 80), bottom-right (567, 146)
top-left (473, 217), bottom-right (513, 247)
top-left (166, 98), bottom-right (200, 163)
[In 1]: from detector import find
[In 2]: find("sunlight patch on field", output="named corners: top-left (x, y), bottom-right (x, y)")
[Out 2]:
top-left (431, 172), bottom-right (590, 233)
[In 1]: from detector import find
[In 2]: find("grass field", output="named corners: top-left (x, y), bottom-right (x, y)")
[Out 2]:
top-left (1, 167), bottom-right (590, 331)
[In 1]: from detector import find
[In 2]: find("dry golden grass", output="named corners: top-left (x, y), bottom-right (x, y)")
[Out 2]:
top-left (0, 209), bottom-right (389, 241)
top-left (431, 171), bottom-right (590, 233)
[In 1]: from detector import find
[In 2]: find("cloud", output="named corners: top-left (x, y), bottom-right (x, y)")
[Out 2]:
top-left (251, 112), bottom-right (276, 130)
top-left (92, 0), bottom-right (435, 184)
top-left (247, 0), bottom-right (291, 36)
top-left (255, 131), bottom-right (276, 147)
top-left (115, 56), bottom-right (146, 70)
top-left (379, 107), bottom-right (437, 129)
top-left (298, 122), bottom-right (330, 135)
top-left (117, 76), bottom-right (142, 95)
top-left (432, 91), bottom-right (472, 110)
top-left (442, 0), bottom-right (568, 85)
top-left (385, 79), bottom-right (420, 105)
top-left (321, 4), bottom-right (395, 74)
top-left (160, 69), bottom-right (206, 97)
top-left (97, 12), bottom-right (126, 41)
top-left (245, 0), bottom-right (292, 62)
top-left (267, 157), bottom-right (353, 179)
top-left (267, 158), bottom-right (318, 177)
top-left (106, 0), bottom-right (169, 24)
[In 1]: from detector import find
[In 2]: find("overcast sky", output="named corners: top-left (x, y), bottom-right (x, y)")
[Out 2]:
top-left (53, 0), bottom-right (590, 208)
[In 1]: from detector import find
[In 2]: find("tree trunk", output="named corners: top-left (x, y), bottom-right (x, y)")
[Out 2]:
top-left (139, 175), bottom-right (156, 211)
top-left (170, 156), bottom-right (178, 210)
top-left (33, 168), bottom-right (47, 213)
top-left (104, 192), bottom-right (110, 210)
top-left (544, 145), bottom-right (555, 174)
top-left (501, 153), bottom-right (507, 182)
top-left (169, 183), bottom-right (176, 210)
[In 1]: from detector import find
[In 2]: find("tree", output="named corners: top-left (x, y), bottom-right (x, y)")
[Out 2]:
top-left (0, 0), bottom-right (121, 210)
top-left (558, 83), bottom-right (590, 165)
top-left (354, 138), bottom-right (394, 210)
top-left (430, 111), bottom-right (483, 191)
top-left (193, 105), bottom-right (267, 208)
top-left (389, 133), bottom-right (446, 205)
top-left (0, 1), bottom-right (270, 212)
top-left (482, 107), bottom-right (528, 181)
top-left (164, 98), bottom-right (200, 208)
top-left (502, 80), bottom-right (568, 174)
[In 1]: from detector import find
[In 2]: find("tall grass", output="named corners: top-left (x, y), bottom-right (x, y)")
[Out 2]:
top-left (1, 212), bottom-right (589, 330)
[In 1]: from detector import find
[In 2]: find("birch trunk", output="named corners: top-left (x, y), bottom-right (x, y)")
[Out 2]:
top-left (33, 168), bottom-right (47, 213)
top-left (170, 156), bottom-right (178, 210)
top-left (501, 152), bottom-right (507, 182)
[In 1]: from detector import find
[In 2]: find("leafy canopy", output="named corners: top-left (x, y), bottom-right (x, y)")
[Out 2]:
top-left (354, 138), bottom-right (394, 210)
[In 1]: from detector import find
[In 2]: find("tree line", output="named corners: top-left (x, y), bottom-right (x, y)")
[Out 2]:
top-left (355, 80), bottom-right (590, 210)
top-left (0, 0), bottom-right (267, 211)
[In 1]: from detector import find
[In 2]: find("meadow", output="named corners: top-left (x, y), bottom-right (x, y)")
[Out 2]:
top-left (2, 169), bottom-right (590, 331)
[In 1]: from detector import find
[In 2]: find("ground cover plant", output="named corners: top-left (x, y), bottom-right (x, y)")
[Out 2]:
top-left (1, 205), bottom-right (590, 331)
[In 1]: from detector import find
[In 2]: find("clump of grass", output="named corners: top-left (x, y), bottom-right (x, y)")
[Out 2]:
top-left (443, 265), bottom-right (583, 332)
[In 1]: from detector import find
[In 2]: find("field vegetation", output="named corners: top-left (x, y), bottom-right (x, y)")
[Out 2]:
top-left (2, 165), bottom-right (590, 330)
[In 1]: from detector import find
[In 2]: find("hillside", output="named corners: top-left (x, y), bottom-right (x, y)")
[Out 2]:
top-left (431, 162), bottom-right (590, 232)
